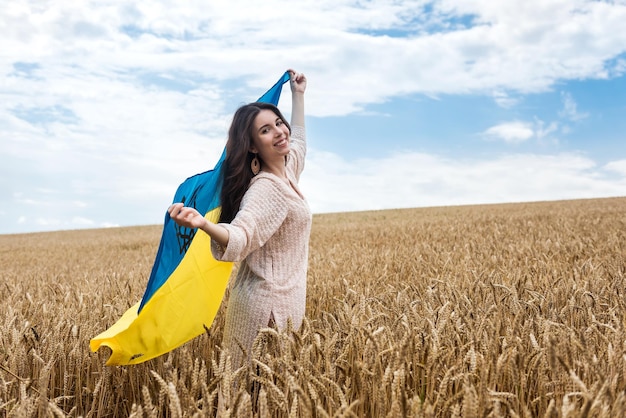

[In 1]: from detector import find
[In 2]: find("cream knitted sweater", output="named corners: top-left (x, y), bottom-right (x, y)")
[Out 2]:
top-left (211, 126), bottom-right (311, 368)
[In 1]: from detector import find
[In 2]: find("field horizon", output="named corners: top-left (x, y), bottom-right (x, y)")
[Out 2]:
top-left (2, 196), bottom-right (621, 238)
top-left (1, 196), bottom-right (625, 417)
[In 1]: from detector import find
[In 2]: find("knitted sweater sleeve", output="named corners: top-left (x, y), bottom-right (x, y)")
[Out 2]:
top-left (211, 177), bottom-right (289, 262)
top-left (288, 125), bottom-right (306, 180)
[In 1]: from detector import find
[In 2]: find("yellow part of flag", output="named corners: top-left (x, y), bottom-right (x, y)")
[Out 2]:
top-left (90, 208), bottom-right (233, 365)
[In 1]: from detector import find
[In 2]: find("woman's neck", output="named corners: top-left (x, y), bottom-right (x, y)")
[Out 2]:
top-left (261, 157), bottom-right (288, 180)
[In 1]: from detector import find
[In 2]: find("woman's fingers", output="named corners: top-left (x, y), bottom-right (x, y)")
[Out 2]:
top-left (287, 69), bottom-right (306, 93)
top-left (169, 204), bottom-right (202, 229)
top-left (168, 202), bottom-right (184, 216)
top-left (180, 207), bottom-right (195, 221)
top-left (287, 68), bottom-right (303, 83)
top-left (168, 203), bottom-right (195, 223)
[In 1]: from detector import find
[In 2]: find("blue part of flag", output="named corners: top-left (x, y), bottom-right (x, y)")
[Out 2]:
top-left (138, 72), bottom-right (290, 313)
top-left (257, 72), bottom-right (291, 103)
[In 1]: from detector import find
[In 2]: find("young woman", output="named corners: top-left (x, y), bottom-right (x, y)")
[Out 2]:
top-left (168, 69), bottom-right (310, 370)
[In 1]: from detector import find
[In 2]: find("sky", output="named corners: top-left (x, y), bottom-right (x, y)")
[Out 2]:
top-left (1, 0), bottom-right (625, 234)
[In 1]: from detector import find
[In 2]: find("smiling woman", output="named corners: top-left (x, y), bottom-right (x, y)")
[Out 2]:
top-left (168, 70), bottom-right (311, 391)
top-left (216, 102), bottom-right (295, 227)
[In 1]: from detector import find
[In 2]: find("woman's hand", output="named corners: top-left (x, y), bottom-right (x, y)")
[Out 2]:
top-left (168, 203), bottom-right (230, 246)
top-left (288, 68), bottom-right (306, 94)
top-left (168, 203), bottom-right (207, 230)
top-left (287, 69), bottom-right (306, 127)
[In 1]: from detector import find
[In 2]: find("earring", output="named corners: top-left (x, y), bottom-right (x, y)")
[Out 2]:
top-left (251, 154), bottom-right (260, 175)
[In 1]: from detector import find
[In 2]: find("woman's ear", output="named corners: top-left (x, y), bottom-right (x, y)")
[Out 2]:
top-left (249, 143), bottom-right (258, 153)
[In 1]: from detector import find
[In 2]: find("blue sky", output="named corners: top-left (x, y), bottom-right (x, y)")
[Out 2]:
top-left (1, 0), bottom-right (625, 234)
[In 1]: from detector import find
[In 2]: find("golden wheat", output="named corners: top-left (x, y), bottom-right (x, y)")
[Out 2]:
top-left (1, 197), bottom-right (625, 416)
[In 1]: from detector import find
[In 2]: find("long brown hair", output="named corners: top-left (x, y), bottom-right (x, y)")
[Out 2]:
top-left (218, 102), bottom-right (291, 223)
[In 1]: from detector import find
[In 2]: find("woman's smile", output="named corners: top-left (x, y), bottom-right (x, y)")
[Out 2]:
top-left (252, 109), bottom-right (291, 160)
top-left (274, 137), bottom-right (289, 148)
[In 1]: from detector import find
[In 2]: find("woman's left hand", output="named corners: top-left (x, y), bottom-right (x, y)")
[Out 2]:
top-left (288, 69), bottom-right (306, 94)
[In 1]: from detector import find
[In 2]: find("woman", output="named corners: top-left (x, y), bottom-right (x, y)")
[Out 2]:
top-left (168, 69), bottom-right (310, 370)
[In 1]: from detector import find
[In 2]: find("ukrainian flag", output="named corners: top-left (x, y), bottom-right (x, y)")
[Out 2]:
top-left (90, 72), bottom-right (291, 365)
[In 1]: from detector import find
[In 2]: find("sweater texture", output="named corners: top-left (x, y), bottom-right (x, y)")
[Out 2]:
top-left (211, 125), bottom-right (311, 368)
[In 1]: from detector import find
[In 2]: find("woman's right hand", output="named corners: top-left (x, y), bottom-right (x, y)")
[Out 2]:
top-left (168, 203), bottom-right (230, 247)
top-left (168, 203), bottom-right (207, 230)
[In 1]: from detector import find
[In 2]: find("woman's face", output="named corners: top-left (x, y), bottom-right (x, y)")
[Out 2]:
top-left (250, 109), bottom-right (290, 162)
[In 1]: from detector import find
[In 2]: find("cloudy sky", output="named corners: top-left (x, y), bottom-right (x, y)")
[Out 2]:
top-left (2, 0), bottom-right (625, 234)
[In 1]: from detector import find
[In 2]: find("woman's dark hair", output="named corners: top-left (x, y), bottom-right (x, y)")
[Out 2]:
top-left (218, 102), bottom-right (291, 224)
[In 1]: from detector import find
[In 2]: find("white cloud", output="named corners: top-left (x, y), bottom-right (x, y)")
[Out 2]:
top-left (613, 58), bottom-right (626, 77)
top-left (72, 217), bottom-right (95, 226)
top-left (35, 217), bottom-right (61, 227)
top-left (2, 0), bottom-right (626, 116)
top-left (482, 117), bottom-right (561, 144)
top-left (605, 160), bottom-right (626, 176)
top-left (4, 145), bottom-right (625, 233)
top-left (492, 91), bottom-right (519, 108)
top-left (534, 118), bottom-right (559, 141)
top-left (301, 149), bottom-right (626, 213)
top-left (560, 92), bottom-right (589, 121)
top-left (482, 121), bottom-right (535, 143)
top-left (101, 222), bottom-right (121, 229)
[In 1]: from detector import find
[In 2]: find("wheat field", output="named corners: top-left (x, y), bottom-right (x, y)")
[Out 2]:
top-left (1, 197), bottom-right (625, 417)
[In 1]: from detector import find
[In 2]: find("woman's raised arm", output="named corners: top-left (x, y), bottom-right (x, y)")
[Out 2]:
top-left (288, 69), bottom-right (306, 127)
